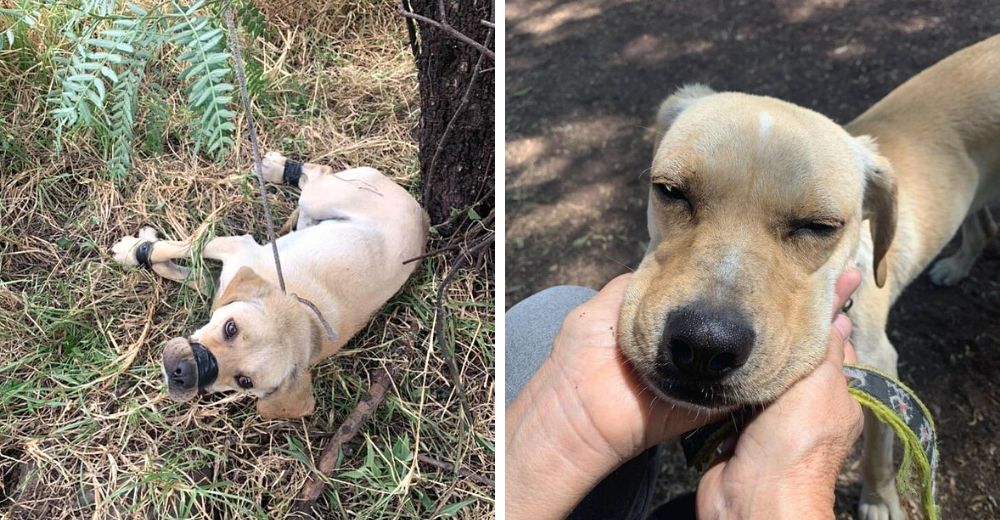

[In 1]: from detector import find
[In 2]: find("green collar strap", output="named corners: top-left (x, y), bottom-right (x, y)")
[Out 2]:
top-left (680, 363), bottom-right (939, 519)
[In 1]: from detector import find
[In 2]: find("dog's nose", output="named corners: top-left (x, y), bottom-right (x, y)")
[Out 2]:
top-left (661, 305), bottom-right (755, 381)
top-left (167, 358), bottom-right (197, 390)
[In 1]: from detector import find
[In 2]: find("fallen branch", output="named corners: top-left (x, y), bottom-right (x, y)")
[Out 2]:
top-left (417, 454), bottom-right (494, 488)
top-left (289, 366), bottom-right (396, 516)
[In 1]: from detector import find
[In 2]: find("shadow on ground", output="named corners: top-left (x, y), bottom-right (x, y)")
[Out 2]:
top-left (506, 1), bottom-right (1000, 517)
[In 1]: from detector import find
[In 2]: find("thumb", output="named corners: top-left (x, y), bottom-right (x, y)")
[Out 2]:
top-left (825, 314), bottom-right (852, 367)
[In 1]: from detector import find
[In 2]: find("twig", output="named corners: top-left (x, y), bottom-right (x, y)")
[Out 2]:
top-left (402, 0), bottom-right (419, 57)
top-left (290, 366), bottom-right (396, 516)
top-left (402, 243), bottom-right (461, 265)
top-left (397, 1), bottom-right (495, 60)
top-left (417, 454), bottom-right (494, 488)
top-left (434, 231), bottom-right (494, 424)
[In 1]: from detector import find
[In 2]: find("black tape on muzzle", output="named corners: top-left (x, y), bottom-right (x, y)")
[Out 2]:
top-left (190, 342), bottom-right (219, 389)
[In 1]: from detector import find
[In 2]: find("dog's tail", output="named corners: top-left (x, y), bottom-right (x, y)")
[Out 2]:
top-left (654, 83), bottom-right (716, 147)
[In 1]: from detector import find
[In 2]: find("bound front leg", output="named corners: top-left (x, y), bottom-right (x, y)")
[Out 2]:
top-left (857, 333), bottom-right (904, 520)
top-left (110, 227), bottom-right (205, 292)
top-left (111, 227), bottom-right (255, 292)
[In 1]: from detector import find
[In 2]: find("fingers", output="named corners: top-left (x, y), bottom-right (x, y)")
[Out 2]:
top-left (843, 341), bottom-right (858, 365)
top-left (831, 266), bottom-right (862, 315)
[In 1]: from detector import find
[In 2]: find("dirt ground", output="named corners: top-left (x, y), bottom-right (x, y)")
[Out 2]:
top-left (506, 1), bottom-right (1000, 517)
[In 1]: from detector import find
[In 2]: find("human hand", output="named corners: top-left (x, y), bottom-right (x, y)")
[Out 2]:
top-left (696, 267), bottom-right (864, 519)
top-left (506, 274), bottom-right (717, 520)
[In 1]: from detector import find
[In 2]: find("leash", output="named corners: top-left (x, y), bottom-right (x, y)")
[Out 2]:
top-left (680, 364), bottom-right (939, 519)
top-left (222, 7), bottom-right (336, 341)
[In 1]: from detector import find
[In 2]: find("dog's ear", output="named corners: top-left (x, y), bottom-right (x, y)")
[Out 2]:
top-left (854, 136), bottom-right (898, 288)
top-left (213, 266), bottom-right (273, 312)
top-left (654, 84), bottom-right (716, 144)
top-left (256, 367), bottom-right (315, 419)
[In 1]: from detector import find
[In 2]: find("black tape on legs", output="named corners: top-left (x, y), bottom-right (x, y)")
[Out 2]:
top-left (135, 241), bottom-right (154, 270)
top-left (283, 160), bottom-right (303, 186)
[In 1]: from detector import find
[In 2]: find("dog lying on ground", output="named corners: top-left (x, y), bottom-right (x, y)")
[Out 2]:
top-left (619, 35), bottom-right (999, 519)
top-left (112, 152), bottom-right (428, 419)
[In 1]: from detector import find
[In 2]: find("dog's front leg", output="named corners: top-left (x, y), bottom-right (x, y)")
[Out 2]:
top-left (856, 329), bottom-right (905, 520)
top-left (111, 227), bottom-right (254, 292)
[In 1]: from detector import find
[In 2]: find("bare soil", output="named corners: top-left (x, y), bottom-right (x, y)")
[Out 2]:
top-left (506, 1), bottom-right (1000, 517)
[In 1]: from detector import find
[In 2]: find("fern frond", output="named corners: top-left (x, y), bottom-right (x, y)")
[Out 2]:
top-left (82, 0), bottom-right (121, 17)
top-left (0, 4), bottom-right (39, 50)
top-left (107, 8), bottom-right (160, 177)
top-left (168, 1), bottom-right (235, 159)
top-left (50, 17), bottom-right (134, 133)
top-left (49, 3), bottom-right (163, 164)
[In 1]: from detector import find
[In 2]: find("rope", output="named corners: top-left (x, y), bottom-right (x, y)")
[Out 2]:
top-left (224, 6), bottom-right (286, 293)
top-left (223, 6), bottom-right (336, 342)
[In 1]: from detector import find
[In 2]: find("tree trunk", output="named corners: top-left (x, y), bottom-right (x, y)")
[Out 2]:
top-left (408, 0), bottom-right (494, 228)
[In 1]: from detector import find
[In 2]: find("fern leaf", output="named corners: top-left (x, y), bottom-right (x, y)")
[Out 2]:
top-left (168, 1), bottom-right (235, 160)
top-left (0, 4), bottom-right (39, 50)
top-left (106, 15), bottom-right (161, 177)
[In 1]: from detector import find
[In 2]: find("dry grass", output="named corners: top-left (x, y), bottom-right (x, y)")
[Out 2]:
top-left (0, 1), bottom-right (494, 518)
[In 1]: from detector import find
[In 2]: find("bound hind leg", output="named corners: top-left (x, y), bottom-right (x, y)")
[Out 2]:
top-left (929, 207), bottom-right (997, 286)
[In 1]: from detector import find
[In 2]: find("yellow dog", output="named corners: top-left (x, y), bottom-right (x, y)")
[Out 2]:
top-left (113, 152), bottom-right (427, 419)
top-left (620, 36), bottom-right (1000, 519)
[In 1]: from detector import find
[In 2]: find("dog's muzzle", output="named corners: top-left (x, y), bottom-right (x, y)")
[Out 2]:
top-left (190, 342), bottom-right (219, 388)
top-left (162, 338), bottom-right (219, 402)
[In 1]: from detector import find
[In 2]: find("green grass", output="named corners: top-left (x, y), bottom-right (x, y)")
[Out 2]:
top-left (0, 1), bottom-right (494, 518)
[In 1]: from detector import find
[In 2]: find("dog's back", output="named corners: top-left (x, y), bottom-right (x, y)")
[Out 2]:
top-left (846, 35), bottom-right (1000, 294)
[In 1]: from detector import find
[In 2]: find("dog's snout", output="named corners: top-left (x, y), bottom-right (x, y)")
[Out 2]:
top-left (167, 358), bottom-right (197, 390)
top-left (660, 305), bottom-right (755, 381)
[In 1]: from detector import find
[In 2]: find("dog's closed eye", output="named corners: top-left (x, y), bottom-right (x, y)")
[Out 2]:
top-left (653, 182), bottom-right (693, 213)
top-left (789, 219), bottom-right (843, 238)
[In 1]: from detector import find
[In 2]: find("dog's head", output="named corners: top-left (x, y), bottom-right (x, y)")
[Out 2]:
top-left (161, 266), bottom-right (319, 418)
top-left (619, 85), bottom-right (896, 411)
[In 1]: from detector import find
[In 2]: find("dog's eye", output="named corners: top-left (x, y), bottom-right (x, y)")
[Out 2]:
top-left (653, 183), bottom-right (691, 210)
top-left (792, 221), bottom-right (841, 237)
top-left (223, 318), bottom-right (238, 340)
top-left (235, 375), bottom-right (253, 389)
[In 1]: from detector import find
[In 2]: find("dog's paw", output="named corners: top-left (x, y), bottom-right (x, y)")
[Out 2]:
top-left (859, 486), bottom-right (904, 520)
top-left (110, 226), bottom-right (159, 266)
top-left (261, 151), bottom-right (287, 184)
top-left (928, 256), bottom-right (971, 286)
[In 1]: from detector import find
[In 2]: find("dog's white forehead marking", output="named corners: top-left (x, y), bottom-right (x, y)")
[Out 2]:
top-left (758, 111), bottom-right (774, 146)
top-left (710, 247), bottom-right (746, 302)
top-left (715, 248), bottom-right (743, 294)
